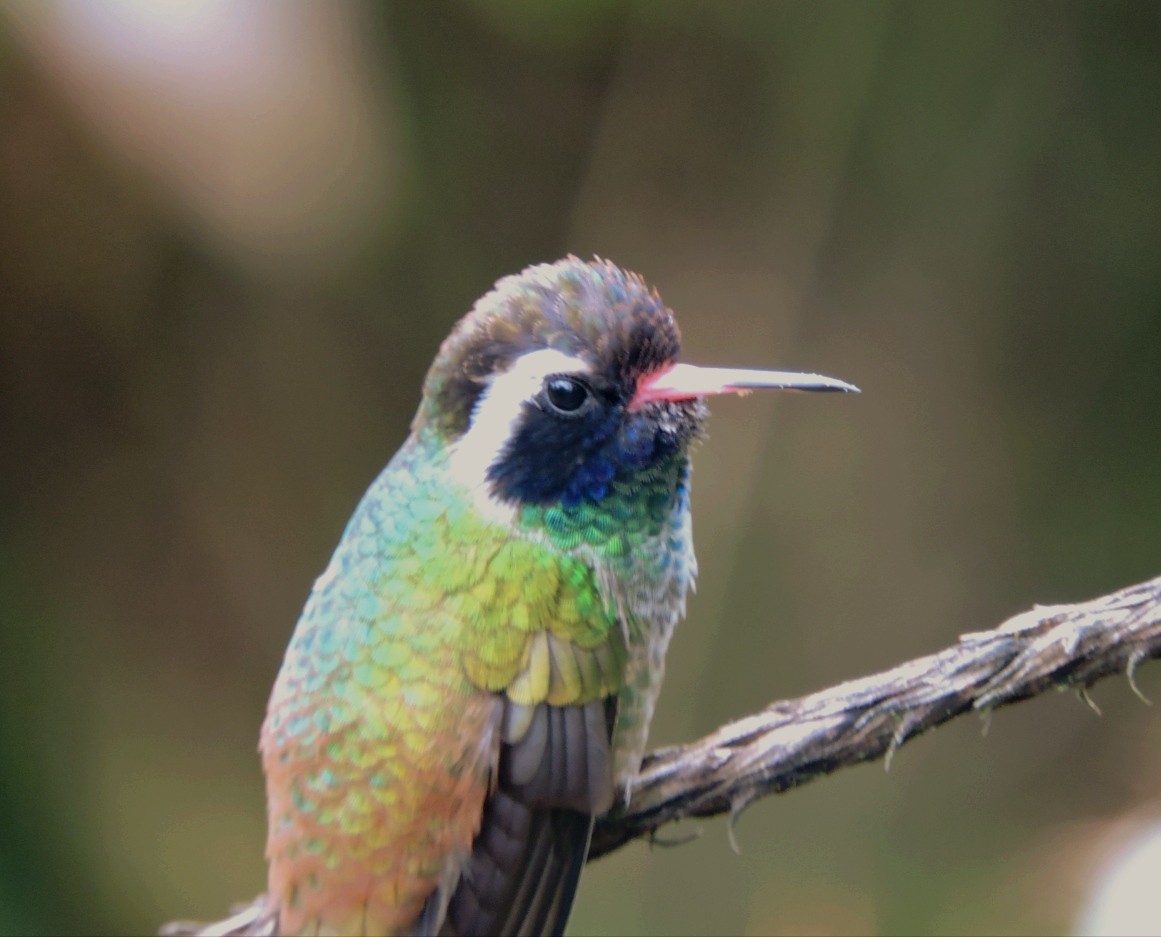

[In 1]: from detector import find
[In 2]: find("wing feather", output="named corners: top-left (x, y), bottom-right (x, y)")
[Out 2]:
top-left (430, 696), bottom-right (617, 937)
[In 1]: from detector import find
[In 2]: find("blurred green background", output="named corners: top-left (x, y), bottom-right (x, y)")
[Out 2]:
top-left (2, 2), bottom-right (1160, 935)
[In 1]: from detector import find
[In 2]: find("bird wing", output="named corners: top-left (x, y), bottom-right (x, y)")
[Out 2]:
top-left (422, 629), bottom-right (626, 937)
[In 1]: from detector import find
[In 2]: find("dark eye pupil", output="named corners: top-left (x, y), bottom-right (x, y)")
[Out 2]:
top-left (546, 377), bottom-right (588, 413)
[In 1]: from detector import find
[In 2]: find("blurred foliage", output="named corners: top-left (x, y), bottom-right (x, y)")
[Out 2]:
top-left (1, 2), bottom-right (1160, 935)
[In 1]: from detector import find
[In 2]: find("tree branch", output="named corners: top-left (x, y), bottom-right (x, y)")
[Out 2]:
top-left (163, 574), bottom-right (1161, 934)
top-left (589, 572), bottom-right (1161, 859)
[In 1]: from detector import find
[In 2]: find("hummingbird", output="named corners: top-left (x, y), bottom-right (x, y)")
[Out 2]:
top-left (254, 257), bottom-right (857, 937)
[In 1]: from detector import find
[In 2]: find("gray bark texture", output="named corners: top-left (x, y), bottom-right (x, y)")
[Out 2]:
top-left (164, 573), bottom-right (1161, 935)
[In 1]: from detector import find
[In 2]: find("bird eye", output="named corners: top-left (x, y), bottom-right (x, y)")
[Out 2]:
top-left (544, 376), bottom-right (590, 414)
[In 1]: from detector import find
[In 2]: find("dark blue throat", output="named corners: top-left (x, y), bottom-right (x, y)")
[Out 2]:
top-left (486, 396), bottom-right (704, 508)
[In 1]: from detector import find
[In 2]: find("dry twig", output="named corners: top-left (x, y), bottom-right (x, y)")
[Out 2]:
top-left (589, 573), bottom-right (1161, 858)
top-left (165, 573), bottom-right (1161, 934)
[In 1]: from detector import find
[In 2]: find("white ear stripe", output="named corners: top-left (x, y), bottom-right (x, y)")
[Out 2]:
top-left (448, 348), bottom-right (590, 518)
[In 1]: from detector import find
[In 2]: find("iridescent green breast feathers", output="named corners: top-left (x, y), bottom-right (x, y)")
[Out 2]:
top-left (252, 256), bottom-right (858, 937)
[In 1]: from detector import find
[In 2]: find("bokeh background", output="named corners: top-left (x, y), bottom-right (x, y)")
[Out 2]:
top-left (2, 2), bottom-right (1161, 935)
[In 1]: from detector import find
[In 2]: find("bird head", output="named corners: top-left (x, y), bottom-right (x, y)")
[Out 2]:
top-left (414, 256), bottom-right (857, 518)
